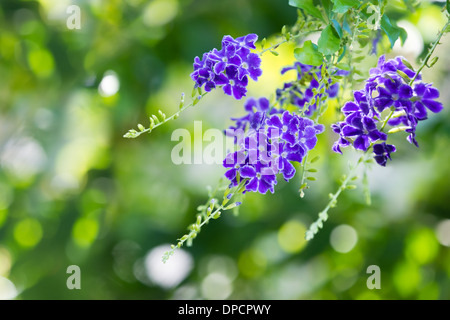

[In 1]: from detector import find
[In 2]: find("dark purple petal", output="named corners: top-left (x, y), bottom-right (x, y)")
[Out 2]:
top-left (231, 85), bottom-right (247, 100)
top-left (225, 168), bottom-right (237, 181)
top-left (398, 84), bottom-right (413, 99)
top-left (266, 114), bottom-right (283, 128)
top-left (332, 141), bottom-right (342, 154)
top-left (244, 98), bottom-right (257, 111)
top-left (414, 82), bottom-right (427, 96)
top-left (258, 97), bottom-right (270, 112)
top-left (278, 159), bottom-right (294, 181)
top-left (423, 87), bottom-right (439, 100)
top-left (314, 124), bottom-right (325, 134)
top-left (423, 99), bottom-right (443, 113)
top-left (342, 125), bottom-right (363, 137)
top-left (374, 155), bottom-right (387, 166)
top-left (353, 135), bottom-right (370, 151)
top-left (363, 116), bottom-right (377, 131)
top-left (248, 67), bottom-right (262, 81)
top-left (245, 177), bottom-right (259, 192)
top-left (223, 83), bottom-right (232, 96)
top-left (413, 101), bottom-right (428, 120)
top-left (240, 165), bottom-right (256, 178)
top-left (342, 101), bottom-right (360, 113)
top-left (304, 137), bottom-right (318, 150)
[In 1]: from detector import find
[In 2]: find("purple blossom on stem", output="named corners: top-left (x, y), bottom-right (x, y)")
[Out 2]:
top-left (332, 55), bottom-right (444, 166)
top-left (190, 34), bottom-right (262, 100)
top-left (223, 107), bottom-right (324, 194)
top-left (276, 62), bottom-right (349, 116)
top-left (373, 143), bottom-right (396, 167)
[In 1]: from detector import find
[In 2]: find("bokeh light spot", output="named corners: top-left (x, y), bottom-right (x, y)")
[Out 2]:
top-left (14, 218), bottom-right (43, 248)
top-left (142, 244), bottom-right (193, 289)
top-left (277, 220), bottom-right (307, 254)
top-left (0, 276), bottom-right (18, 300)
top-left (98, 71), bottom-right (120, 97)
top-left (238, 249), bottom-right (267, 278)
top-left (72, 217), bottom-right (99, 247)
top-left (436, 219), bottom-right (450, 247)
top-left (143, 0), bottom-right (179, 27)
top-left (201, 272), bottom-right (232, 300)
top-left (330, 224), bottom-right (358, 253)
top-left (405, 228), bottom-right (439, 265)
top-left (27, 48), bottom-right (55, 78)
top-left (393, 260), bottom-right (421, 297)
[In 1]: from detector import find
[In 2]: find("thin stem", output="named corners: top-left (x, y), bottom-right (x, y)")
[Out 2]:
top-left (162, 178), bottom-right (247, 263)
top-left (305, 152), bottom-right (370, 240)
top-left (409, 18), bottom-right (450, 85)
top-left (125, 91), bottom-right (208, 138)
top-left (380, 109), bottom-right (395, 132)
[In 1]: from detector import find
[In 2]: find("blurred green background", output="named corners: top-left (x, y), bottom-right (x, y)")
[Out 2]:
top-left (0, 0), bottom-right (449, 300)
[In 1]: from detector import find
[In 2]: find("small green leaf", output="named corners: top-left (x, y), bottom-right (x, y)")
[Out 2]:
top-left (332, 0), bottom-right (360, 14)
top-left (318, 24), bottom-right (341, 55)
top-left (310, 155), bottom-right (320, 163)
top-left (447, 0), bottom-right (450, 14)
top-left (428, 56), bottom-right (439, 68)
top-left (289, 0), bottom-right (324, 21)
top-left (380, 14), bottom-right (406, 48)
top-left (331, 19), bottom-right (343, 38)
top-left (396, 69), bottom-right (411, 83)
top-left (401, 59), bottom-right (415, 71)
top-left (224, 202), bottom-right (241, 210)
top-left (294, 41), bottom-right (323, 66)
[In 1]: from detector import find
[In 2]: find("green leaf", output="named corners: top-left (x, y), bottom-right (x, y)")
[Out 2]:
top-left (447, 0), bottom-right (450, 14)
top-left (380, 14), bottom-right (406, 48)
top-left (321, 0), bottom-right (333, 19)
top-left (289, 0), bottom-right (324, 21)
top-left (317, 24), bottom-right (341, 55)
top-left (331, 19), bottom-right (343, 38)
top-left (294, 41), bottom-right (323, 66)
top-left (332, 0), bottom-right (360, 14)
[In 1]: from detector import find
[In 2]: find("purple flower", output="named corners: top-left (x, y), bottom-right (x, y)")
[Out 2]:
top-left (374, 75), bottom-right (413, 113)
top-left (332, 55), bottom-right (444, 166)
top-left (276, 62), bottom-right (348, 116)
top-left (411, 82), bottom-right (443, 120)
top-left (241, 162), bottom-right (278, 194)
top-left (223, 109), bottom-right (324, 194)
top-left (332, 91), bottom-right (387, 153)
top-left (373, 143), bottom-right (396, 166)
top-left (190, 34), bottom-right (262, 100)
top-left (227, 97), bottom-right (274, 134)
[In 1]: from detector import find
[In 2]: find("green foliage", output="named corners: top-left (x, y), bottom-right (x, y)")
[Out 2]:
top-left (289, 0), bottom-right (324, 20)
top-left (294, 40), bottom-right (323, 66)
top-left (332, 0), bottom-right (360, 14)
top-left (380, 14), bottom-right (407, 48)
top-left (318, 24), bottom-right (341, 55)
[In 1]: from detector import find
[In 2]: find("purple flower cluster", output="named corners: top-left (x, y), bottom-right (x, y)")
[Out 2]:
top-left (276, 62), bottom-right (348, 116)
top-left (190, 34), bottom-right (262, 100)
top-left (224, 106), bottom-right (324, 194)
top-left (332, 55), bottom-right (443, 166)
